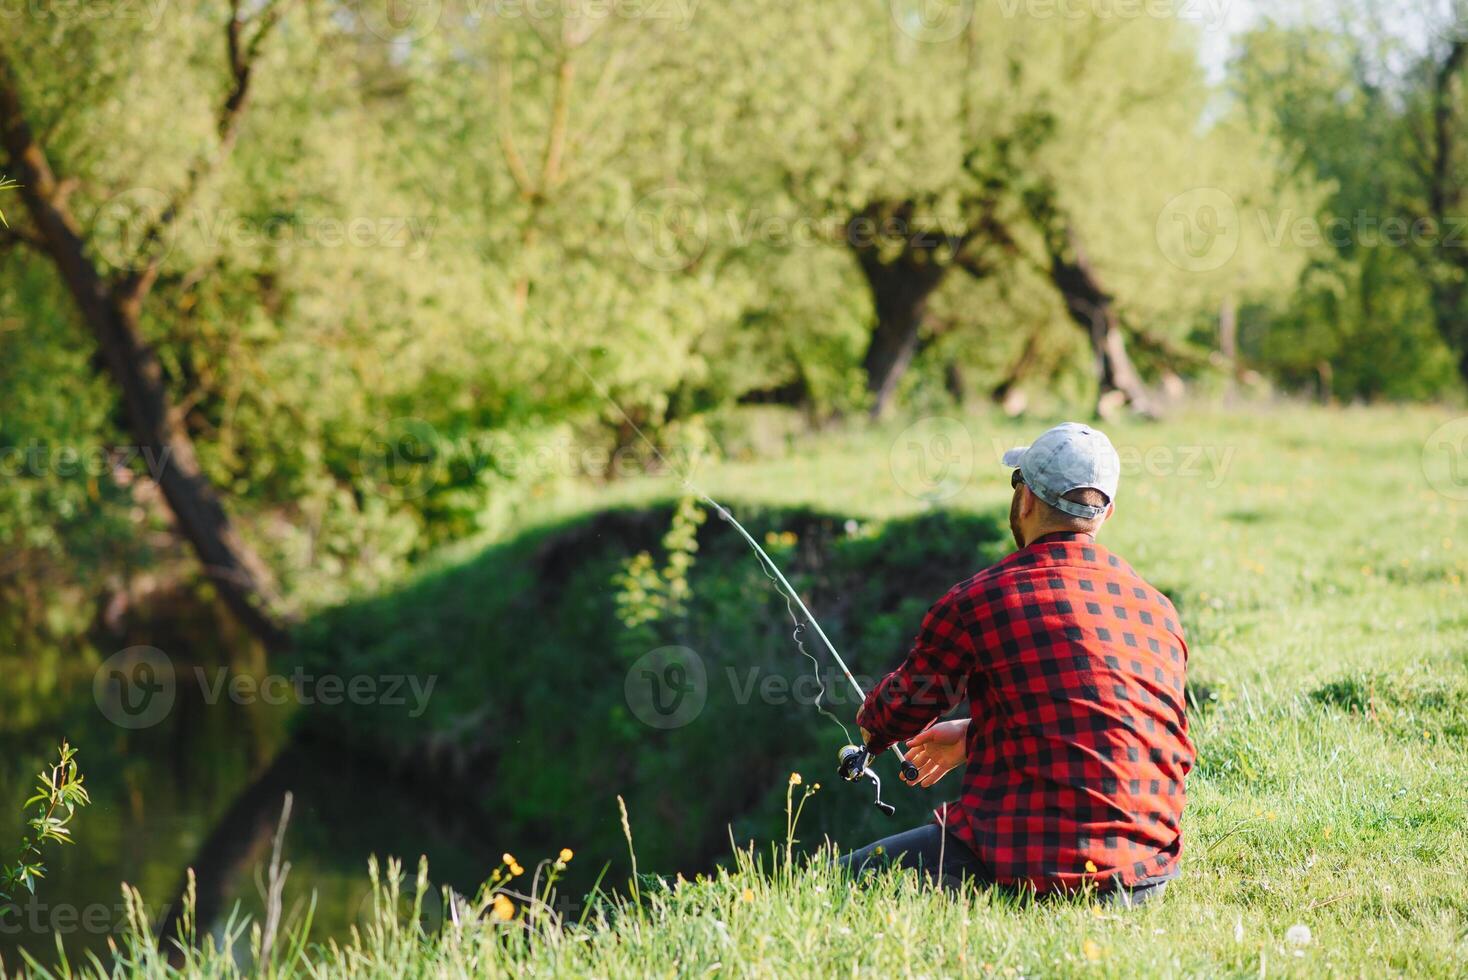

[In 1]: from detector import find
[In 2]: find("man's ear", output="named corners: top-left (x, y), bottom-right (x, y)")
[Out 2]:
top-left (1102, 501), bottom-right (1115, 524)
top-left (1019, 484), bottom-right (1038, 518)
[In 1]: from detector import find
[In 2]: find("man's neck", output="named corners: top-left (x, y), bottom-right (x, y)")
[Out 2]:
top-left (1027, 529), bottom-right (1096, 546)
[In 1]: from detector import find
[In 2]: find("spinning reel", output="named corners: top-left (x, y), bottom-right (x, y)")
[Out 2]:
top-left (837, 745), bottom-right (919, 816)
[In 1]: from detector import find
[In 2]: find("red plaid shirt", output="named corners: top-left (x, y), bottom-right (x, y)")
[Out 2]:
top-left (857, 531), bottom-right (1193, 893)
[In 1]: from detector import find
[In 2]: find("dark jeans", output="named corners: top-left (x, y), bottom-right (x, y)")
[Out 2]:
top-left (839, 823), bottom-right (1171, 907)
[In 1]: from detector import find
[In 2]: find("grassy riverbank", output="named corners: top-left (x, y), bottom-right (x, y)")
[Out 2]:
top-left (11, 403), bottom-right (1468, 976)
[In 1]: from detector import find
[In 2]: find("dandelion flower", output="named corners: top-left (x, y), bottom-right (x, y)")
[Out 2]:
top-left (1084, 859), bottom-right (1098, 873)
top-left (559, 848), bottom-right (574, 863)
top-left (1083, 939), bottom-right (1103, 961)
top-left (491, 895), bottom-right (514, 921)
top-left (1285, 923), bottom-right (1311, 947)
top-left (741, 887), bottom-right (755, 903)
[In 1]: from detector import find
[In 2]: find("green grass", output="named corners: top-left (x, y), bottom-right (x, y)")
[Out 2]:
top-left (10, 402), bottom-right (1468, 976)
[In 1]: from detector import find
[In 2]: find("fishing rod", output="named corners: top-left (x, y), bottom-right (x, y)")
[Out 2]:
top-left (545, 317), bottom-right (918, 814)
top-left (696, 492), bottom-right (919, 816)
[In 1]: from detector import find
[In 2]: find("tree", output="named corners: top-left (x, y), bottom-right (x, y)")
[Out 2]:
top-left (686, 3), bottom-right (1308, 416)
top-left (1230, 18), bottom-right (1461, 398)
top-left (0, 4), bottom-right (294, 649)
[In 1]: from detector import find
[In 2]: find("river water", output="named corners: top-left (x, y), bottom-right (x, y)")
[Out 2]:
top-left (0, 629), bottom-right (510, 969)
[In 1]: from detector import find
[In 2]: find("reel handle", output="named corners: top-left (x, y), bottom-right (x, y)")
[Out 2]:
top-left (836, 744), bottom-right (903, 816)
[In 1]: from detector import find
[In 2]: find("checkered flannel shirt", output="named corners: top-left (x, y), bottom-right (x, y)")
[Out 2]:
top-left (857, 531), bottom-right (1194, 893)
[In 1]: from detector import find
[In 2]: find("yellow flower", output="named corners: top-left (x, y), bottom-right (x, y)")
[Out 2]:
top-left (789, 772), bottom-right (802, 786)
top-left (1083, 938), bottom-right (1103, 961)
top-left (1084, 859), bottom-right (1098, 873)
top-left (1322, 825), bottom-right (1333, 839)
top-left (559, 848), bottom-right (574, 863)
top-left (510, 862), bottom-right (525, 877)
top-left (491, 895), bottom-right (514, 921)
top-left (502, 852), bottom-right (516, 866)
top-left (741, 887), bottom-right (755, 903)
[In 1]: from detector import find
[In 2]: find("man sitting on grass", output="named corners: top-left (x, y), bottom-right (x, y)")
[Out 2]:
top-left (843, 423), bottom-right (1194, 906)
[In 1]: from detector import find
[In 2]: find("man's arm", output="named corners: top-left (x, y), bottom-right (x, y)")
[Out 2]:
top-left (855, 591), bottom-right (978, 755)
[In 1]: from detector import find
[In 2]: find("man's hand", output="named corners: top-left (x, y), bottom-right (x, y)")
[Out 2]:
top-left (903, 718), bottom-right (970, 787)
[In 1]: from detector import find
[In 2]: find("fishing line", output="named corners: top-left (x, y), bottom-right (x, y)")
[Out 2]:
top-left (698, 494), bottom-right (852, 744)
top-left (543, 320), bottom-right (917, 779)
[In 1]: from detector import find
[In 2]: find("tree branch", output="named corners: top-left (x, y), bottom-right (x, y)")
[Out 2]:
top-left (120, 0), bottom-right (296, 303)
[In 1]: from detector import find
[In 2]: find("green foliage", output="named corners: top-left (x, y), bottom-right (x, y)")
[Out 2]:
top-left (613, 494), bottom-right (707, 634)
top-left (293, 498), bottom-right (1009, 883)
top-left (0, 744), bottom-right (89, 918)
top-left (1230, 21), bottom-right (1465, 400)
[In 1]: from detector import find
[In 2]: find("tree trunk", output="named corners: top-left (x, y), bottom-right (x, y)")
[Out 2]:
top-left (1423, 40), bottom-right (1468, 385)
top-left (854, 248), bottom-right (948, 418)
top-left (991, 327), bottom-right (1043, 410)
top-left (1217, 291), bottom-right (1238, 400)
top-left (0, 49), bottom-right (289, 651)
top-left (1044, 224), bottom-right (1153, 419)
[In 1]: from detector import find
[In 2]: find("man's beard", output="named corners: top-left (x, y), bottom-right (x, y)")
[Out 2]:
top-left (1009, 487), bottom-right (1024, 549)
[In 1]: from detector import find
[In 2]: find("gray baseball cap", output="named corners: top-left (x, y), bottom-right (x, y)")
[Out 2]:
top-left (1001, 422), bottom-right (1120, 520)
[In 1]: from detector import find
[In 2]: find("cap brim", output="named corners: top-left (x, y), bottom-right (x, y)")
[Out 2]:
top-left (1001, 447), bottom-right (1028, 467)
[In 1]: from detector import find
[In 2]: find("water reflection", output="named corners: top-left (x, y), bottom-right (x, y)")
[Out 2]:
top-left (0, 631), bottom-right (501, 968)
